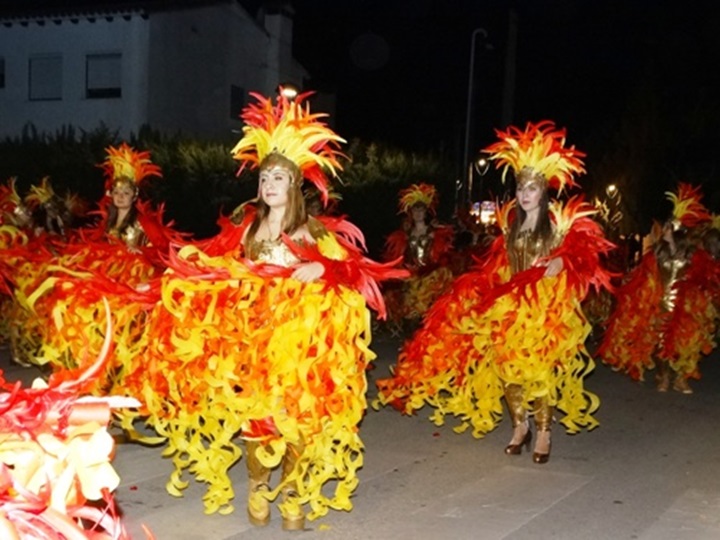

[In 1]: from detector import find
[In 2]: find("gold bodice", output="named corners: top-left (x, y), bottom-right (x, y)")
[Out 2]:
top-left (406, 231), bottom-right (433, 267)
top-left (108, 220), bottom-right (145, 250)
top-left (246, 237), bottom-right (301, 267)
top-left (657, 252), bottom-right (688, 312)
top-left (507, 229), bottom-right (558, 274)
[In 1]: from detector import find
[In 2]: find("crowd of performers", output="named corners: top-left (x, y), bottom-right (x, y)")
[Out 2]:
top-left (1, 92), bottom-right (719, 537)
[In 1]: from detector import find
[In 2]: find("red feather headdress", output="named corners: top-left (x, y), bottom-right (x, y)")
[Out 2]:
top-left (99, 142), bottom-right (162, 192)
top-left (483, 120), bottom-right (586, 194)
top-left (398, 183), bottom-right (438, 215)
top-left (230, 88), bottom-right (346, 205)
top-left (665, 182), bottom-right (712, 229)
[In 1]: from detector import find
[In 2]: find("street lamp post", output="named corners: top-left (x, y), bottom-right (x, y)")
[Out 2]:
top-left (467, 156), bottom-right (489, 205)
top-left (462, 27), bottom-right (489, 210)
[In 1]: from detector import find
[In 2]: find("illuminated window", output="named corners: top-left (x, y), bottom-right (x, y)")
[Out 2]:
top-left (86, 53), bottom-right (121, 99)
top-left (29, 54), bottom-right (62, 100)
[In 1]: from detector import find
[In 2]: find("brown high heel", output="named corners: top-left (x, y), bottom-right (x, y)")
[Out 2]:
top-left (532, 430), bottom-right (551, 464)
top-left (504, 423), bottom-right (532, 455)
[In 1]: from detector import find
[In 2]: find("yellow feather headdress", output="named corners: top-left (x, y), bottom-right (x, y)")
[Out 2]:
top-left (398, 183), bottom-right (438, 215)
top-left (230, 89), bottom-right (346, 204)
top-left (99, 142), bottom-right (162, 192)
top-left (665, 182), bottom-right (712, 229)
top-left (25, 177), bottom-right (55, 208)
top-left (483, 120), bottom-right (586, 194)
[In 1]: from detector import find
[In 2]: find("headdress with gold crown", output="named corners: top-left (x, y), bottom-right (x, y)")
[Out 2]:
top-left (483, 120), bottom-right (586, 194)
top-left (665, 182), bottom-right (712, 230)
top-left (230, 88), bottom-right (345, 205)
top-left (398, 183), bottom-right (438, 215)
top-left (99, 142), bottom-right (162, 193)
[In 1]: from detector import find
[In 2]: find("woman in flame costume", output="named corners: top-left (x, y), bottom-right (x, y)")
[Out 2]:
top-left (382, 183), bottom-right (455, 332)
top-left (597, 183), bottom-right (719, 393)
top-left (118, 90), bottom-right (405, 529)
top-left (376, 121), bottom-right (613, 463)
top-left (4, 144), bottom-right (173, 375)
top-left (97, 143), bottom-right (162, 251)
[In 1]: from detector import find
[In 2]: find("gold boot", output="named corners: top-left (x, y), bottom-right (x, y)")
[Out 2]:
top-left (504, 384), bottom-right (531, 455)
top-left (280, 442), bottom-right (305, 531)
top-left (245, 441), bottom-right (271, 527)
top-left (532, 397), bottom-right (553, 465)
top-left (672, 372), bottom-right (693, 394)
top-left (655, 359), bottom-right (670, 392)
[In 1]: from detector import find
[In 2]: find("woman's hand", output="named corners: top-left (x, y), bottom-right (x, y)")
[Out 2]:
top-left (540, 257), bottom-right (564, 277)
top-left (292, 261), bottom-right (325, 283)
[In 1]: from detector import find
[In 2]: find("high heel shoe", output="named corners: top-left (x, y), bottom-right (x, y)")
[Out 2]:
top-left (532, 430), bottom-right (551, 464)
top-left (504, 424), bottom-right (532, 455)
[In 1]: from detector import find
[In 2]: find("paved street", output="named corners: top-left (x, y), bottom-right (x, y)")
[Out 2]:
top-left (2, 334), bottom-right (720, 540)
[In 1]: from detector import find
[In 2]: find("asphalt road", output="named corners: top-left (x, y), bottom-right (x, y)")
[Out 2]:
top-left (2, 331), bottom-right (720, 540)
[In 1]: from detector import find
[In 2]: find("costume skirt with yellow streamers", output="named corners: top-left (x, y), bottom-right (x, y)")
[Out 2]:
top-left (118, 246), bottom-right (374, 519)
top-left (598, 250), bottom-right (719, 381)
top-left (596, 254), bottom-right (664, 381)
top-left (9, 242), bottom-right (159, 380)
top-left (376, 271), bottom-right (599, 437)
top-left (403, 266), bottom-right (454, 319)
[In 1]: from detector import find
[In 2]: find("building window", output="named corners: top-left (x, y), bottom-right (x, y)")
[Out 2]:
top-left (0, 57), bottom-right (5, 89)
top-left (86, 53), bottom-right (121, 99)
top-left (230, 85), bottom-right (245, 119)
top-left (29, 55), bottom-right (62, 100)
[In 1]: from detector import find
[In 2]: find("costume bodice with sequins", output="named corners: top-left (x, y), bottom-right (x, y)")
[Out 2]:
top-left (246, 237), bottom-right (301, 267)
top-left (507, 229), bottom-right (558, 275)
top-left (108, 220), bottom-right (145, 249)
top-left (406, 231), bottom-right (433, 267)
top-left (657, 250), bottom-right (688, 313)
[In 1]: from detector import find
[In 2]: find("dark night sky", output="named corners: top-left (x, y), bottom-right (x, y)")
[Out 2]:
top-left (275, 0), bottom-right (719, 168)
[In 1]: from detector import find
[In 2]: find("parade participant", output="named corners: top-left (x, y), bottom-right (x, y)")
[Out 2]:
top-left (376, 121), bottom-right (612, 463)
top-left (24, 177), bottom-right (73, 239)
top-left (598, 183), bottom-right (718, 393)
top-left (119, 89), bottom-right (405, 529)
top-left (6, 144), bottom-right (170, 374)
top-left (382, 183), bottom-right (454, 333)
top-left (98, 142), bottom-right (162, 251)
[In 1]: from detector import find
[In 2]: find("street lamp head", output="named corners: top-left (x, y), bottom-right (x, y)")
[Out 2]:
top-left (474, 157), bottom-right (489, 176)
top-left (606, 183), bottom-right (618, 198)
top-left (278, 83), bottom-right (299, 101)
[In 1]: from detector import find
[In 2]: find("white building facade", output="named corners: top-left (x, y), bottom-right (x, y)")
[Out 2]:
top-left (0, 0), bottom-right (308, 141)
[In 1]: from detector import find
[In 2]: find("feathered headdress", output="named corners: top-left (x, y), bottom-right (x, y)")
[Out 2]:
top-left (25, 176), bottom-right (55, 208)
top-left (230, 89), bottom-right (346, 205)
top-left (99, 142), bottom-right (162, 192)
top-left (0, 177), bottom-right (22, 209)
top-left (483, 120), bottom-right (586, 194)
top-left (398, 183), bottom-right (438, 215)
top-left (666, 182), bottom-right (712, 229)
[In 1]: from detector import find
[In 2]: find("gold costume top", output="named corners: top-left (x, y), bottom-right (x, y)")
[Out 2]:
top-left (656, 248), bottom-right (688, 313)
top-left (246, 237), bottom-right (302, 267)
top-left (507, 228), bottom-right (559, 275)
top-left (108, 220), bottom-right (146, 250)
top-left (406, 230), bottom-right (433, 268)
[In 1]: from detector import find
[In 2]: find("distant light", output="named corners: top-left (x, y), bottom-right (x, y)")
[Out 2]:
top-left (474, 157), bottom-right (489, 175)
top-left (606, 183), bottom-right (618, 198)
top-left (279, 84), bottom-right (299, 101)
